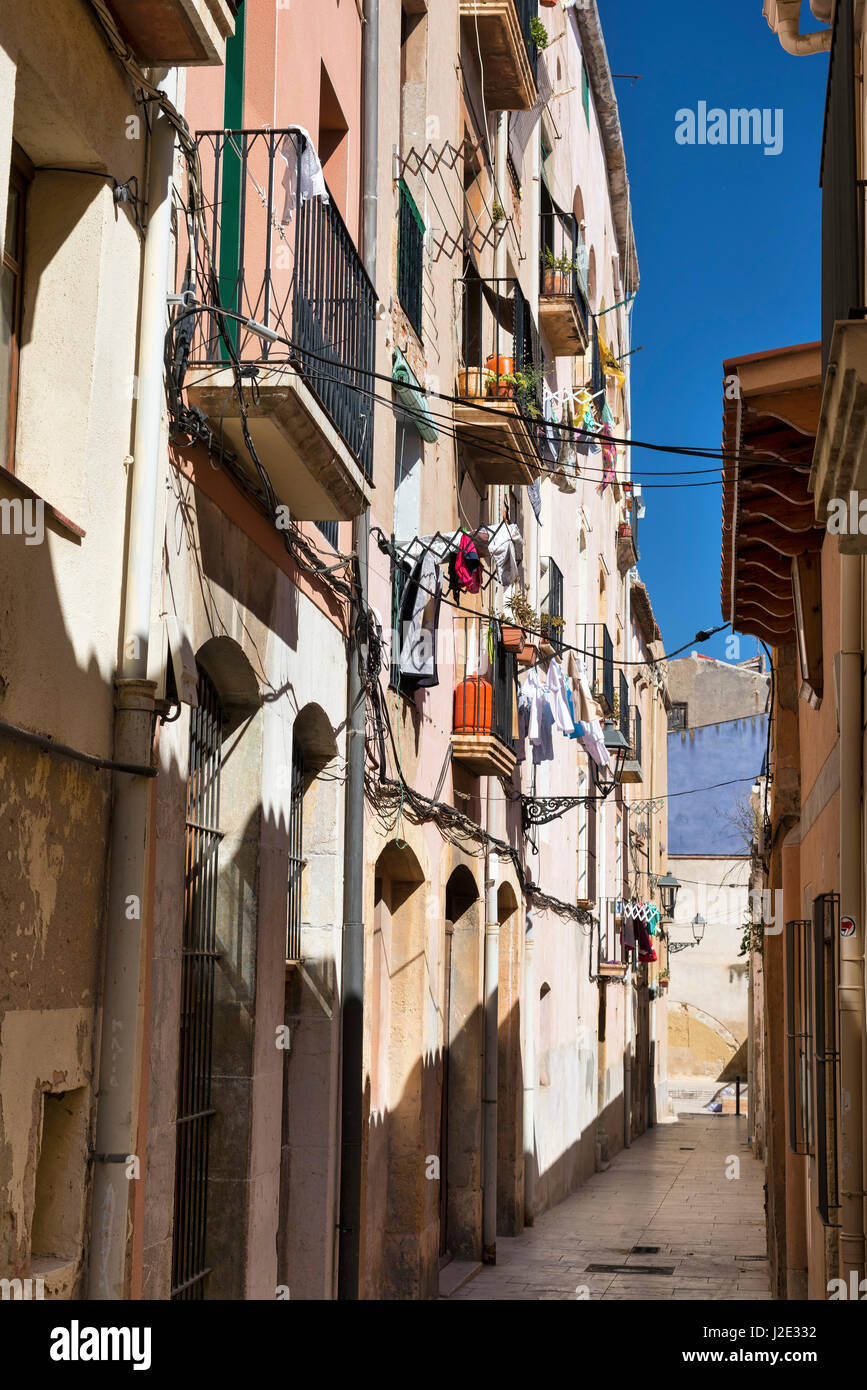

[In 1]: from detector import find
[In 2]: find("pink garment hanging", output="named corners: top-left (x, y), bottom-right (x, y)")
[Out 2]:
top-left (453, 534), bottom-right (481, 593)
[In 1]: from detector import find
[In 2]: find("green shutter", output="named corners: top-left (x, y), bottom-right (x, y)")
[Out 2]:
top-left (581, 60), bottom-right (589, 126)
top-left (219, 9), bottom-right (246, 356)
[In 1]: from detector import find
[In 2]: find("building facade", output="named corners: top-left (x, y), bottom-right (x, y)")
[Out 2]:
top-left (0, 0), bottom-right (673, 1302)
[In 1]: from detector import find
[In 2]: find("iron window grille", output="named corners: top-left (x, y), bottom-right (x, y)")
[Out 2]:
top-left (1, 144), bottom-right (32, 473)
top-left (632, 706), bottom-right (642, 766)
top-left (813, 892), bottom-right (840, 1225)
top-left (398, 179), bottom-right (424, 339)
top-left (576, 621), bottom-right (614, 713)
top-left (172, 668), bottom-right (224, 1300)
top-left (514, 0), bottom-right (540, 79)
top-left (389, 559), bottom-right (411, 691)
top-left (543, 558), bottom-right (564, 653)
top-left (287, 744), bottom-right (305, 963)
top-left (314, 519), bottom-right (339, 548)
top-left (189, 129), bottom-right (377, 481)
top-left (786, 918), bottom-right (814, 1157)
top-left (619, 670), bottom-right (630, 743)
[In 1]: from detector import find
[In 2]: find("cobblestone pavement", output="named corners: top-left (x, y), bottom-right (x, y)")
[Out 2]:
top-left (450, 1113), bottom-right (770, 1301)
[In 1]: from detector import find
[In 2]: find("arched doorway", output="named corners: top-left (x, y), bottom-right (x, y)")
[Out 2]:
top-left (367, 838), bottom-right (429, 1298)
top-left (440, 864), bottom-right (482, 1264)
top-left (171, 639), bottom-right (261, 1300)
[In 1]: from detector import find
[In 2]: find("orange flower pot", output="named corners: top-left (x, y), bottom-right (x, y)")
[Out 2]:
top-left (485, 354), bottom-right (514, 378)
top-left (516, 642), bottom-right (538, 669)
top-left (500, 624), bottom-right (525, 654)
top-left (453, 677), bottom-right (493, 733)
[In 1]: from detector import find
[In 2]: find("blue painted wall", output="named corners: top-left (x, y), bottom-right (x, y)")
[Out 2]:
top-left (667, 717), bottom-right (767, 855)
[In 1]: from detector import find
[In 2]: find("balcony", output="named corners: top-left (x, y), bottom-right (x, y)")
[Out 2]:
top-left (539, 209), bottom-right (590, 356)
top-left (621, 696), bottom-right (643, 785)
top-left (454, 274), bottom-right (544, 487)
top-left (451, 617), bottom-right (518, 778)
top-left (103, 1), bottom-right (237, 65)
top-left (576, 623), bottom-right (614, 715)
top-left (184, 130), bottom-right (376, 521)
top-left (616, 495), bottom-right (639, 573)
top-left (459, 0), bottom-right (539, 112)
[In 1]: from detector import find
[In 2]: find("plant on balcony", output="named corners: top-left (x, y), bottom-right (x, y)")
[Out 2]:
top-left (486, 365), bottom-right (544, 419)
top-left (457, 367), bottom-right (486, 399)
top-left (539, 610), bottom-right (564, 641)
top-left (529, 17), bottom-right (550, 50)
top-left (491, 199), bottom-right (505, 224)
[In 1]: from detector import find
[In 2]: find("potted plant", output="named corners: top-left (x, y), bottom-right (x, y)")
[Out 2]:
top-left (485, 351), bottom-right (515, 385)
top-left (529, 17), bottom-right (549, 49)
top-left (507, 588), bottom-right (539, 667)
top-left (498, 615), bottom-right (525, 653)
top-left (540, 249), bottom-right (576, 296)
top-left (457, 366), bottom-right (485, 399)
top-left (539, 611), bottom-right (564, 643)
top-left (491, 200), bottom-right (505, 224)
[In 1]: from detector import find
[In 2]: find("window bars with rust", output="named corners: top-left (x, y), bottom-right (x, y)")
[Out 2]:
top-left (171, 668), bottom-right (224, 1300)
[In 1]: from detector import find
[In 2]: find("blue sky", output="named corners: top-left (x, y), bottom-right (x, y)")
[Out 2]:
top-left (601, 0), bottom-right (828, 661)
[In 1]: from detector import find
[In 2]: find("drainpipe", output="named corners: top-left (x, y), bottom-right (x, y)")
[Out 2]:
top-left (523, 912), bottom-right (535, 1225)
top-left (838, 552), bottom-right (866, 1290)
top-left (763, 0), bottom-right (830, 55)
top-left (483, 843), bottom-right (499, 1263)
top-left (87, 73), bottom-right (177, 1299)
top-left (337, 0), bottom-right (377, 1302)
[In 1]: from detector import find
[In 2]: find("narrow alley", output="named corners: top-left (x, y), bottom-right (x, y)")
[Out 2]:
top-left (448, 1115), bottom-right (769, 1301)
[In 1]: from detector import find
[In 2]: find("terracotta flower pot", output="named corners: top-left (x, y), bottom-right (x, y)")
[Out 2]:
top-left (500, 623), bottom-right (525, 654)
top-left (457, 368), bottom-right (485, 399)
top-left (516, 641), bottom-right (538, 669)
top-left (487, 380), bottom-right (515, 399)
top-left (542, 269), bottom-right (569, 296)
top-left (540, 0), bottom-right (556, 7)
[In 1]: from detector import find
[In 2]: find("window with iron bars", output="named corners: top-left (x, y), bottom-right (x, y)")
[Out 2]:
top-left (813, 892), bottom-right (840, 1225)
top-left (543, 558), bottom-right (564, 653)
top-left (286, 744), bottom-right (305, 964)
top-left (398, 180), bottom-right (424, 339)
top-left (314, 519), bottom-right (339, 548)
top-left (390, 560), bottom-right (411, 690)
top-left (786, 917), bottom-right (814, 1156)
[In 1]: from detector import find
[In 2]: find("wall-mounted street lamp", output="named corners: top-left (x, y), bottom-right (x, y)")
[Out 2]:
top-left (669, 911), bottom-right (707, 955)
top-left (521, 724), bottom-right (628, 831)
top-left (658, 871), bottom-right (681, 919)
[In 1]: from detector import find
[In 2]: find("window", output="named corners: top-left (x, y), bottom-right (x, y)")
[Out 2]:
top-left (287, 743), bottom-right (305, 963)
top-left (668, 702), bottom-right (688, 733)
top-left (390, 559), bottom-right (410, 690)
top-left (812, 893), bottom-right (840, 1225)
top-left (1, 145), bottom-right (32, 473)
top-left (173, 667), bottom-right (224, 1300)
top-left (581, 59), bottom-right (590, 127)
top-left (543, 557), bottom-right (564, 653)
top-left (398, 179), bottom-right (424, 339)
top-left (786, 917), bottom-right (814, 1156)
top-left (314, 519), bottom-right (339, 548)
top-left (577, 772), bottom-right (589, 901)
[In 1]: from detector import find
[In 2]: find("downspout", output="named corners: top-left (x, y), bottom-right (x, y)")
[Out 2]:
top-left (88, 73), bottom-right (177, 1299)
top-left (839, 552), bottom-right (866, 1289)
top-left (523, 912), bottom-right (536, 1224)
top-left (763, 1), bottom-right (831, 55)
top-left (337, 0), bottom-right (377, 1302)
top-left (480, 107), bottom-right (510, 1268)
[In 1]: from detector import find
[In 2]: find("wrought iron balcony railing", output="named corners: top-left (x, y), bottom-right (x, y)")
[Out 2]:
top-left (455, 272), bottom-right (543, 458)
top-left (189, 129), bottom-right (377, 481)
top-left (576, 622), bottom-right (614, 715)
top-left (539, 209), bottom-right (589, 336)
